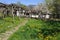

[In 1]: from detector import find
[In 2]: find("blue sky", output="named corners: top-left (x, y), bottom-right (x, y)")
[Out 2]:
top-left (0, 0), bottom-right (45, 5)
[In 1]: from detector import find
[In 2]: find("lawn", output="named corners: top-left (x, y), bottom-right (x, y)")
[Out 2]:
top-left (8, 18), bottom-right (60, 40)
top-left (0, 16), bottom-right (25, 34)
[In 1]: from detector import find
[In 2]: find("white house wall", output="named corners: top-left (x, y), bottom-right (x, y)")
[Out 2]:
top-left (31, 15), bottom-right (39, 18)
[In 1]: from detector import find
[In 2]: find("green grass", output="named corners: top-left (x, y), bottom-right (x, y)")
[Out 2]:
top-left (0, 16), bottom-right (25, 34)
top-left (8, 18), bottom-right (60, 40)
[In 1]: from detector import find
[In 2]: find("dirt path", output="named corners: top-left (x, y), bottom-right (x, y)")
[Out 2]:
top-left (0, 18), bottom-right (28, 40)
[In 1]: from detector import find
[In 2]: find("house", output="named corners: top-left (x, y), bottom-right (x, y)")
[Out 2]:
top-left (0, 2), bottom-right (25, 17)
top-left (24, 9), bottom-right (40, 18)
top-left (0, 3), bottom-right (7, 18)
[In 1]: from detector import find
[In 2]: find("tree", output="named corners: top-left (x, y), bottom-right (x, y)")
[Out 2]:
top-left (45, 0), bottom-right (60, 14)
top-left (45, 0), bottom-right (55, 13)
top-left (45, 0), bottom-right (60, 18)
top-left (54, 0), bottom-right (60, 14)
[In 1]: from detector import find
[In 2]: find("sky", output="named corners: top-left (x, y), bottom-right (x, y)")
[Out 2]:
top-left (0, 0), bottom-right (45, 5)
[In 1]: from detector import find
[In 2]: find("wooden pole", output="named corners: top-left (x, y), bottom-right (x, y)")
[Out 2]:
top-left (12, 5), bottom-right (14, 23)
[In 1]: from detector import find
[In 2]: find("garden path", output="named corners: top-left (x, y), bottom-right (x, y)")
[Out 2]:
top-left (0, 18), bottom-right (28, 40)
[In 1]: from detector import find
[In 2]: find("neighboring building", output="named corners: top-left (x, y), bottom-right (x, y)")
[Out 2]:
top-left (0, 3), bottom-right (6, 13)
top-left (0, 3), bottom-right (25, 17)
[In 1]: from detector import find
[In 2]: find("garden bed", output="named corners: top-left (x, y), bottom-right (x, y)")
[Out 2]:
top-left (8, 18), bottom-right (60, 40)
